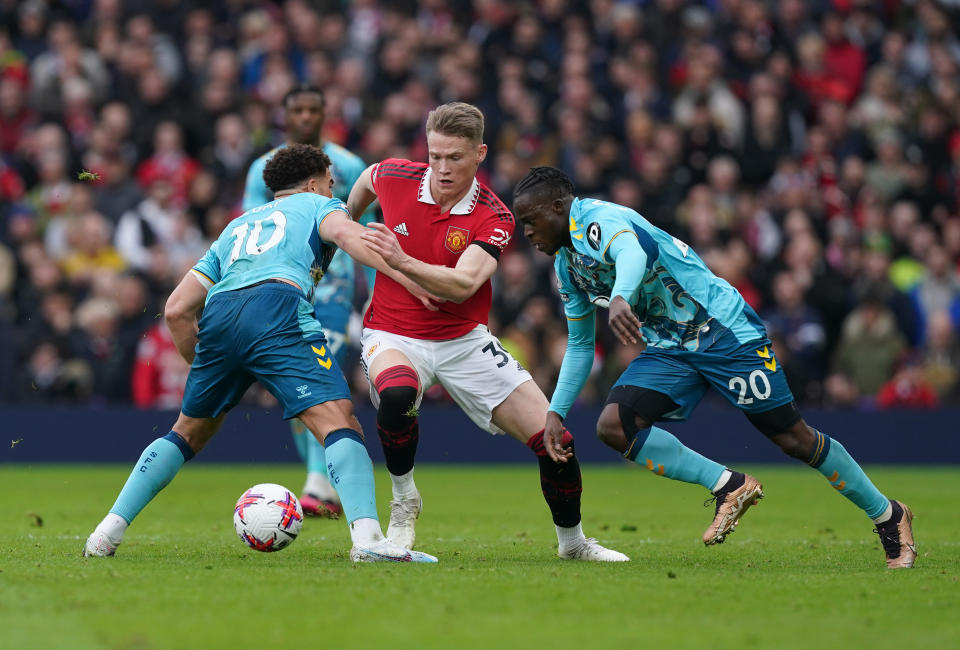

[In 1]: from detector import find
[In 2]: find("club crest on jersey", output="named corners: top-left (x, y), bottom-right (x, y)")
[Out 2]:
top-left (445, 225), bottom-right (470, 253)
top-left (587, 222), bottom-right (602, 250)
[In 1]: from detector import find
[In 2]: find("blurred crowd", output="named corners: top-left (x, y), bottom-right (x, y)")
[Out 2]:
top-left (1, 0), bottom-right (959, 412)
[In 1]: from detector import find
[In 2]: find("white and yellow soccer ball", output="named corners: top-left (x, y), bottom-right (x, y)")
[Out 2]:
top-left (233, 483), bottom-right (303, 552)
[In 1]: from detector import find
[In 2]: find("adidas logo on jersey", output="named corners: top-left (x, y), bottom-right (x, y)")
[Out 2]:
top-left (393, 222), bottom-right (410, 236)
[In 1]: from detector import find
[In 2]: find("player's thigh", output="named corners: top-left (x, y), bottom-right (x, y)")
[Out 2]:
top-left (693, 338), bottom-right (795, 415)
top-left (181, 335), bottom-right (255, 420)
top-left (360, 328), bottom-right (435, 407)
top-left (434, 327), bottom-right (535, 436)
top-left (612, 348), bottom-right (709, 421)
top-left (490, 379), bottom-right (550, 443)
top-left (248, 311), bottom-right (352, 420)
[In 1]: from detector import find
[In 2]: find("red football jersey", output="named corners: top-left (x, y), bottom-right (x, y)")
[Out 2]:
top-left (366, 158), bottom-right (514, 340)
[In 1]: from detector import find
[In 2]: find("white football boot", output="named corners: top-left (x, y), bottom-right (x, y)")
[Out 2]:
top-left (558, 538), bottom-right (630, 562)
top-left (350, 538), bottom-right (438, 563)
top-left (82, 528), bottom-right (121, 557)
top-left (386, 493), bottom-right (422, 549)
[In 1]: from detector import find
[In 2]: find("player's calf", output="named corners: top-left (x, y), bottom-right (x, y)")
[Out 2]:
top-left (753, 407), bottom-right (916, 567)
top-left (526, 429), bottom-right (630, 562)
top-left (374, 366), bottom-right (420, 476)
top-left (526, 428), bottom-right (582, 528)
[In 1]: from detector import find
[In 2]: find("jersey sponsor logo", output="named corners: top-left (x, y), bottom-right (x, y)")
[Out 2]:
top-left (445, 225), bottom-right (470, 253)
top-left (393, 222), bottom-right (410, 236)
top-left (488, 227), bottom-right (511, 248)
top-left (587, 222), bottom-right (602, 250)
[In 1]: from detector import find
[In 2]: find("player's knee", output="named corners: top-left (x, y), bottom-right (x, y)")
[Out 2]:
top-left (748, 402), bottom-right (815, 460)
top-left (374, 365), bottom-right (419, 417)
top-left (771, 421), bottom-right (816, 460)
top-left (378, 385), bottom-right (418, 417)
top-left (596, 404), bottom-right (632, 452)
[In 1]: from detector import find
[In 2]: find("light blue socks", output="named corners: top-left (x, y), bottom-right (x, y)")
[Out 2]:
top-left (807, 430), bottom-right (889, 520)
top-left (323, 429), bottom-right (378, 524)
top-left (625, 425), bottom-right (726, 490)
top-left (110, 432), bottom-right (195, 524)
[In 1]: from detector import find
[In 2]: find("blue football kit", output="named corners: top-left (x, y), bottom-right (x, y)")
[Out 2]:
top-left (550, 197), bottom-right (794, 421)
top-left (243, 142), bottom-right (375, 501)
top-left (98, 190), bottom-right (389, 539)
top-left (244, 141), bottom-right (373, 362)
top-left (545, 198), bottom-right (891, 525)
top-left (184, 192), bottom-right (351, 419)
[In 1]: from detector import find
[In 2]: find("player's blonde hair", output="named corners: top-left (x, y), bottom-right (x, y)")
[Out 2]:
top-left (425, 102), bottom-right (484, 143)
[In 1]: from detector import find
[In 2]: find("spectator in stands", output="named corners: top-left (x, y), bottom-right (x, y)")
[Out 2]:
top-left (826, 288), bottom-right (907, 406)
top-left (70, 295), bottom-right (134, 403)
top-left (12, 0), bottom-right (49, 62)
top-left (920, 310), bottom-right (959, 405)
top-left (204, 112), bottom-right (252, 199)
top-left (763, 270), bottom-right (828, 403)
top-left (115, 176), bottom-right (193, 272)
top-left (876, 362), bottom-right (939, 410)
top-left (912, 244), bottom-right (960, 337)
top-left (92, 154), bottom-right (143, 224)
top-left (15, 341), bottom-right (92, 403)
top-left (30, 20), bottom-right (109, 118)
top-left (0, 76), bottom-right (37, 155)
top-left (124, 14), bottom-right (182, 86)
top-left (60, 211), bottom-right (126, 285)
top-left (136, 121), bottom-right (200, 207)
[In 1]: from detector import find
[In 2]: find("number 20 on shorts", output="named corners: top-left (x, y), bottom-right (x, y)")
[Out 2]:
top-left (728, 369), bottom-right (772, 405)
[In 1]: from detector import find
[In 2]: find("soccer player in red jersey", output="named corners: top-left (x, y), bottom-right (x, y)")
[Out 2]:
top-left (348, 102), bottom-right (628, 561)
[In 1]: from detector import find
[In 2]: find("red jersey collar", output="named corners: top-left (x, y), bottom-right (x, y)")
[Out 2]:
top-left (418, 166), bottom-right (480, 216)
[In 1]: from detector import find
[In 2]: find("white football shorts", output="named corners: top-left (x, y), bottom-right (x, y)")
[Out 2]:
top-left (360, 325), bottom-right (533, 435)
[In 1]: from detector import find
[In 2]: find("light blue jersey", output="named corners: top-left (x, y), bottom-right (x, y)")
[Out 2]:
top-left (556, 198), bottom-right (764, 351)
top-left (192, 192), bottom-right (345, 306)
top-left (243, 142), bottom-right (374, 318)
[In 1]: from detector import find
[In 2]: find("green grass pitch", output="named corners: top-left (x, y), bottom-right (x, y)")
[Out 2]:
top-left (1, 463), bottom-right (956, 650)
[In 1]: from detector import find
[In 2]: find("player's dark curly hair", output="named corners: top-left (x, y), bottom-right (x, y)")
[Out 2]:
top-left (283, 83), bottom-right (325, 108)
top-left (513, 166), bottom-right (575, 202)
top-left (263, 144), bottom-right (331, 193)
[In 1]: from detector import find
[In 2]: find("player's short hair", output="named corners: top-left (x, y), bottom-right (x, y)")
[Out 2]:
top-left (283, 83), bottom-right (325, 108)
top-left (263, 144), bottom-right (331, 193)
top-left (425, 102), bottom-right (484, 143)
top-left (513, 166), bottom-right (575, 203)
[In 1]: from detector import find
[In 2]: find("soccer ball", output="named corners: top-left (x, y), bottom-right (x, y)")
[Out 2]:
top-left (233, 483), bottom-right (303, 552)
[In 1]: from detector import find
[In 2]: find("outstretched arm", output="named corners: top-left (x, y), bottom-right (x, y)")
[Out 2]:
top-left (361, 222), bottom-right (496, 303)
top-left (346, 165), bottom-right (378, 222)
top-left (165, 272), bottom-right (209, 364)
top-left (544, 311), bottom-right (597, 458)
top-left (319, 211), bottom-right (440, 309)
top-left (548, 312), bottom-right (597, 420)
